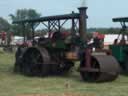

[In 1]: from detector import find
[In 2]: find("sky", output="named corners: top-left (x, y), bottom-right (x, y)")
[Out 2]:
top-left (0, 0), bottom-right (128, 28)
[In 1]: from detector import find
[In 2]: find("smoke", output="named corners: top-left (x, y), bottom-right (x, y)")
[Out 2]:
top-left (81, 0), bottom-right (87, 7)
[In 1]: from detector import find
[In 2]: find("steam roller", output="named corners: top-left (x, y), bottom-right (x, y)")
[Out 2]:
top-left (16, 46), bottom-right (120, 82)
top-left (13, 5), bottom-right (120, 82)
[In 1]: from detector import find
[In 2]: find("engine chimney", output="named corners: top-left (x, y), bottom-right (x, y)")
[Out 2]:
top-left (78, 0), bottom-right (88, 42)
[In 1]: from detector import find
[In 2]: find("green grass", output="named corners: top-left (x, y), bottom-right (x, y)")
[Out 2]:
top-left (0, 50), bottom-right (128, 96)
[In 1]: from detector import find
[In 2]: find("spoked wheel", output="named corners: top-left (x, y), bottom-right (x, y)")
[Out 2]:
top-left (22, 47), bottom-right (50, 76)
top-left (59, 60), bottom-right (74, 74)
top-left (50, 60), bottom-right (74, 75)
top-left (80, 55), bottom-right (120, 82)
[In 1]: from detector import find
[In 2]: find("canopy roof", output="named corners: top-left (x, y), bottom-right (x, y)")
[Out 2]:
top-left (113, 17), bottom-right (128, 22)
top-left (13, 13), bottom-right (81, 24)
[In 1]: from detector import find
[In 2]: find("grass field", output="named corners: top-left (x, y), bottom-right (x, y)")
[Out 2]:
top-left (0, 50), bottom-right (128, 96)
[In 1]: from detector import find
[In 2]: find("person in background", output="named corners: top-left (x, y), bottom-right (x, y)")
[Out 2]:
top-left (113, 39), bottom-right (118, 45)
top-left (1, 31), bottom-right (6, 45)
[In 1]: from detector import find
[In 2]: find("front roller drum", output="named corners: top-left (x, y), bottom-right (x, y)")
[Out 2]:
top-left (80, 55), bottom-right (120, 82)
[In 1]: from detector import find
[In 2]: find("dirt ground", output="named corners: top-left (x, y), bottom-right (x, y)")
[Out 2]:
top-left (17, 93), bottom-right (95, 96)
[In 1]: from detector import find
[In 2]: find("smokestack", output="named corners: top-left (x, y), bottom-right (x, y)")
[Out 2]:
top-left (78, 0), bottom-right (88, 42)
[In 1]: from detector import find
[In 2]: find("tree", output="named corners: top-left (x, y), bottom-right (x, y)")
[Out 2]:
top-left (10, 9), bottom-right (41, 21)
top-left (0, 17), bottom-right (10, 32)
top-left (9, 9), bottom-right (41, 38)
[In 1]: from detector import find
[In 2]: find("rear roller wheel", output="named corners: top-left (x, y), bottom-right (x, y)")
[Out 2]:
top-left (14, 46), bottom-right (26, 73)
top-left (22, 47), bottom-right (50, 76)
